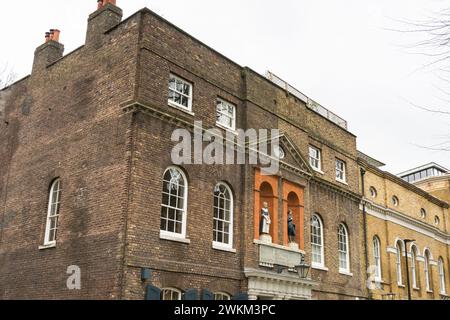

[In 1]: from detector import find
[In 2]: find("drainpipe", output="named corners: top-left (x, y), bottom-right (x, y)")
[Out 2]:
top-left (360, 168), bottom-right (372, 300)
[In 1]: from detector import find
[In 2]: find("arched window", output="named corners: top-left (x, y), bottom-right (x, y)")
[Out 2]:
top-left (410, 245), bottom-right (418, 289)
top-left (161, 288), bottom-right (182, 300)
top-left (338, 224), bottom-right (350, 273)
top-left (424, 249), bottom-right (432, 292)
top-left (213, 183), bottom-right (233, 248)
top-left (373, 236), bottom-right (382, 281)
top-left (439, 257), bottom-right (446, 295)
top-left (214, 292), bottom-right (231, 300)
top-left (311, 214), bottom-right (324, 267)
top-left (395, 241), bottom-right (404, 285)
top-left (160, 167), bottom-right (188, 238)
top-left (44, 178), bottom-right (62, 246)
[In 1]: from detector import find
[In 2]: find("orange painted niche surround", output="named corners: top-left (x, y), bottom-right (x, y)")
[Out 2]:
top-left (254, 168), bottom-right (305, 250)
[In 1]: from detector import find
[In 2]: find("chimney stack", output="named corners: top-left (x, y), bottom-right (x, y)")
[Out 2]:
top-left (32, 29), bottom-right (64, 74)
top-left (86, 0), bottom-right (122, 47)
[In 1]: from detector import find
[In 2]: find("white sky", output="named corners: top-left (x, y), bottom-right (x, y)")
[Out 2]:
top-left (1, 0), bottom-right (449, 173)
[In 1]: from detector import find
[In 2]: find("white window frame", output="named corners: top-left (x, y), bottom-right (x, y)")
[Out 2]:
top-left (439, 257), bottom-right (446, 295)
top-left (212, 182), bottom-right (234, 250)
top-left (168, 74), bottom-right (193, 112)
top-left (311, 214), bottom-right (325, 268)
top-left (424, 250), bottom-right (432, 292)
top-left (392, 196), bottom-right (399, 207)
top-left (309, 146), bottom-right (322, 172)
top-left (410, 245), bottom-right (418, 289)
top-left (214, 292), bottom-right (231, 300)
top-left (43, 179), bottom-right (62, 246)
top-left (396, 241), bottom-right (403, 286)
top-left (335, 159), bottom-right (346, 183)
top-left (160, 167), bottom-right (188, 240)
top-left (338, 224), bottom-right (350, 273)
top-left (161, 288), bottom-right (182, 300)
top-left (373, 236), bottom-right (382, 281)
top-left (216, 98), bottom-right (236, 131)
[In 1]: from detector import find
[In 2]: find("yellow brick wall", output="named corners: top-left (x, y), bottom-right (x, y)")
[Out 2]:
top-left (362, 168), bottom-right (450, 300)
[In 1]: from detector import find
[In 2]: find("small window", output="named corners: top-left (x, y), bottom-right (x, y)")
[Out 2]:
top-left (309, 146), bottom-right (322, 171)
top-left (168, 74), bottom-right (193, 111)
top-left (396, 241), bottom-right (403, 286)
top-left (420, 208), bottom-right (427, 219)
top-left (161, 288), bottom-right (182, 300)
top-left (369, 187), bottom-right (377, 198)
top-left (435, 216), bottom-right (440, 226)
top-left (216, 98), bottom-right (236, 130)
top-left (392, 196), bottom-right (399, 207)
top-left (214, 292), bottom-right (231, 300)
top-left (44, 179), bottom-right (62, 246)
top-left (335, 159), bottom-right (346, 182)
top-left (424, 250), bottom-right (432, 291)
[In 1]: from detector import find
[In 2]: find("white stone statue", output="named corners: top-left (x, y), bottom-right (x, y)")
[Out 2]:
top-left (260, 202), bottom-right (272, 235)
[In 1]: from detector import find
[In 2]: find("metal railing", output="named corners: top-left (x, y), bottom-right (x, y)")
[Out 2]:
top-left (265, 71), bottom-right (348, 130)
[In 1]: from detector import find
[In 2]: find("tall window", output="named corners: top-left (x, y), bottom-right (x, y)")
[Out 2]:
top-left (213, 183), bottom-right (233, 248)
top-left (424, 250), bottom-right (432, 292)
top-left (44, 179), bottom-right (62, 246)
top-left (160, 167), bottom-right (188, 238)
top-left (439, 257), bottom-right (446, 294)
top-left (309, 146), bottom-right (322, 171)
top-left (216, 98), bottom-right (236, 130)
top-left (335, 159), bottom-right (346, 182)
top-left (168, 74), bottom-right (193, 111)
top-left (396, 241), bottom-right (403, 285)
top-left (410, 245), bottom-right (418, 288)
top-left (338, 224), bottom-right (350, 273)
top-left (373, 236), bottom-right (382, 281)
top-left (161, 288), bottom-right (182, 300)
top-left (311, 214), bottom-right (324, 267)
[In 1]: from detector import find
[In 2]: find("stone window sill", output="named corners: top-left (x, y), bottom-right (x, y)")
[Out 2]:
top-left (339, 270), bottom-right (354, 277)
top-left (39, 243), bottom-right (56, 250)
top-left (212, 242), bottom-right (237, 253)
top-left (312, 264), bottom-right (329, 272)
top-left (168, 101), bottom-right (195, 116)
top-left (160, 232), bottom-right (191, 244)
top-left (312, 168), bottom-right (324, 175)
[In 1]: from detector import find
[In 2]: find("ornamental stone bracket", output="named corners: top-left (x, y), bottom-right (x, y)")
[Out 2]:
top-left (244, 268), bottom-right (317, 300)
top-left (254, 240), bottom-right (305, 269)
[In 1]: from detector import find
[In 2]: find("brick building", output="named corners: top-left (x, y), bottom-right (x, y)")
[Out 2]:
top-left (359, 155), bottom-right (450, 300)
top-left (0, 0), bottom-right (376, 300)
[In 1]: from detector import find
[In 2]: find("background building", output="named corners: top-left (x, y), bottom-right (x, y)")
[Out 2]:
top-left (359, 155), bottom-right (450, 300)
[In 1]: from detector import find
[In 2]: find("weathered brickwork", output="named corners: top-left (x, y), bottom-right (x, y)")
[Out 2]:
top-left (1, 2), bottom-right (372, 300)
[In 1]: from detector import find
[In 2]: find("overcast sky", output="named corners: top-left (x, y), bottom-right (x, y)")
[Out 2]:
top-left (1, 0), bottom-right (449, 173)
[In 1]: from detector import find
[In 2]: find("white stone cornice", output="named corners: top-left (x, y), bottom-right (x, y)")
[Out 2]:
top-left (361, 200), bottom-right (450, 245)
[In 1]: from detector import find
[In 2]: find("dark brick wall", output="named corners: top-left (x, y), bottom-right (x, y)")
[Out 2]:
top-left (0, 9), bottom-right (140, 299)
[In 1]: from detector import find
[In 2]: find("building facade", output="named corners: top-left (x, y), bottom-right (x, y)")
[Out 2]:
top-left (359, 156), bottom-right (450, 300)
top-left (0, 1), bottom-right (367, 300)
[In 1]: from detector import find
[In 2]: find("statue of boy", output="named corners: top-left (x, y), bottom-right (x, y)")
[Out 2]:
top-left (260, 202), bottom-right (271, 235)
top-left (288, 210), bottom-right (296, 243)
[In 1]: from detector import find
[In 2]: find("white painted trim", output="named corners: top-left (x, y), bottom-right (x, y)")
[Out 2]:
top-left (362, 202), bottom-right (450, 245)
top-left (387, 247), bottom-right (397, 254)
top-left (168, 101), bottom-right (195, 116)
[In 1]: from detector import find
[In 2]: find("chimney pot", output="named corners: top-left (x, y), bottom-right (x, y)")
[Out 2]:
top-left (45, 32), bottom-right (51, 43)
